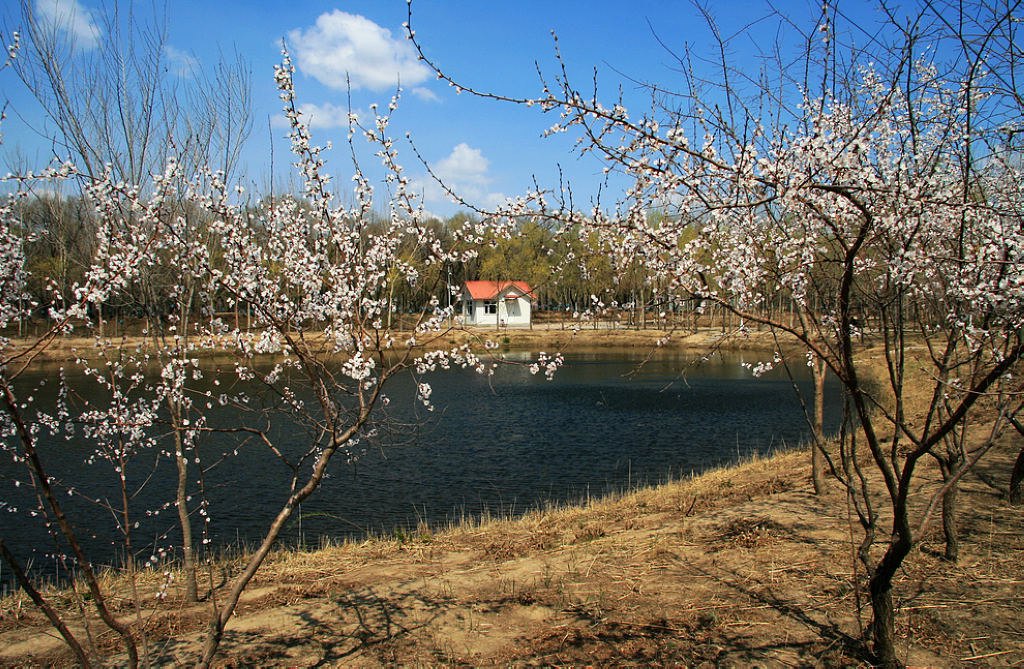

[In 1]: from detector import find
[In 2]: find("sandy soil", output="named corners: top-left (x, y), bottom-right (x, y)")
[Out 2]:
top-left (1, 437), bottom-right (1021, 667)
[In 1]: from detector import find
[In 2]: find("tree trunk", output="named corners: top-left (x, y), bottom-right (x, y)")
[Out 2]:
top-left (1009, 446), bottom-right (1024, 505)
top-left (869, 575), bottom-right (901, 669)
top-left (941, 476), bottom-right (959, 562)
top-left (173, 424), bottom-right (198, 602)
top-left (867, 533), bottom-right (913, 669)
top-left (0, 541), bottom-right (92, 667)
top-left (196, 417), bottom-right (362, 668)
top-left (812, 356), bottom-right (826, 495)
top-left (173, 295), bottom-right (198, 602)
top-left (0, 383), bottom-right (139, 668)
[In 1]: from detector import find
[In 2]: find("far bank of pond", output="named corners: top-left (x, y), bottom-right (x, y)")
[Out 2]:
top-left (1, 324), bottom-right (791, 363)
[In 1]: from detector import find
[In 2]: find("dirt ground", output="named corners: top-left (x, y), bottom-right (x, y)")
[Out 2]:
top-left (1, 435), bottom-right (1021, 667)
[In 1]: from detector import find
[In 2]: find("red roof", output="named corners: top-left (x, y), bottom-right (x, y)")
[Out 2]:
top-left (463, 280), bottom-right (534, 301)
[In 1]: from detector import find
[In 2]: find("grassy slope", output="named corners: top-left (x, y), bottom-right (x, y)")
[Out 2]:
top-left (1, 441), bottom-right (1021, 667)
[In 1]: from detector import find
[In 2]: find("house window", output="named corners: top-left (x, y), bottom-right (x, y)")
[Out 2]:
top-left (464, 300), bottom-right (473, 316)
top-left (484, 300), bottom-right (497, 315)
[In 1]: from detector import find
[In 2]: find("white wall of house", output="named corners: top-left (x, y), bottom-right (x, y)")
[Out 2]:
top-left (462, 293), bottom-right (532, 327)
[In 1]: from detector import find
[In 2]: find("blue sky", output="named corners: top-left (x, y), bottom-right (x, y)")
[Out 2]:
top-left (0, 0), bottom-right (888, 217)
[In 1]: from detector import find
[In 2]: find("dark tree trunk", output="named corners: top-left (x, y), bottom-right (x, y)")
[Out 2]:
top-left (941, 476), bottom-right (960, 562)
top-left (1009, 447), bottom-right (1024, 505)
top-left (868, 535), bottom-right (913, 669)
top-left (869, 568), bottom-right (903, 669)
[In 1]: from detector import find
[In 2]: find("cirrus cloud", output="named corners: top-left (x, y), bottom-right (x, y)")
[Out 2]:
top-left (164, 45), bottom-right (199, 78)
top-left (286, 11), bottom-right (432, 93)
top-left (34, 0), bottom-right (100, 50)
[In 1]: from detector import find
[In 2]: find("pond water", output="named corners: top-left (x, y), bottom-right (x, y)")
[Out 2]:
top-left (0, 349), bottom-right (840, 584)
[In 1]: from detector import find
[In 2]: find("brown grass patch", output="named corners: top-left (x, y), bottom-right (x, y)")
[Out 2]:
top-left (1, 400), bottom-right (1022, 666)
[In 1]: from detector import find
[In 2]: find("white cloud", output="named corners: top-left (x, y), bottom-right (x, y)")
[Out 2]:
top-left (416, 143), bottom-right (507, 210)
top-left (435, 143), bottom-right (491, 186)
top-left (295, 102), bottom-right (354, 131)
top-left (287, 11), bottom-right (432, 92)
top-left (35, 0), bottom-right (100, 50)
top-left (164, 45), bottom-right (198, 78)
top-left (411, 87), bottom-right (440, 103)
top-left (271, 102), bottom-right (357, 131)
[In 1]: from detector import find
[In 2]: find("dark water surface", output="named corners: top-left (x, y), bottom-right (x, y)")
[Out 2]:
top-left (0, 349), bottom-right (840, 583)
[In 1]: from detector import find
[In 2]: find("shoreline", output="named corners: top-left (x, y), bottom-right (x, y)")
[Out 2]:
top-left (1, 439), bottom-right (1020, 666)
top-left (2, 323), bottom-right (793, 365)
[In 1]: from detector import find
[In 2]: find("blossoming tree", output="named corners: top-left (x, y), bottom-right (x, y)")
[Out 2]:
top-left (409, 0), bottom-right (1023, 665)
top-left (0, 37), bottom-right (557, 666)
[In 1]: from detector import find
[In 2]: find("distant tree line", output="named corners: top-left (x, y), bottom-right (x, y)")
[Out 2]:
top-left (9, 196), bottom-right (857, 335)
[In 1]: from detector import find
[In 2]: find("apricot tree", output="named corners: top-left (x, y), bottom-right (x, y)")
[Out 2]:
top-left (408, 1), bottom-right (1024, 665)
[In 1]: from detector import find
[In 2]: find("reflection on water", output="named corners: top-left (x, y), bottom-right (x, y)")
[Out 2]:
top-left (0, 349), bottom-right (840, 578)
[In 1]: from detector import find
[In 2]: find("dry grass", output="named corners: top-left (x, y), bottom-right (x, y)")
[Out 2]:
top-left (1, 439), bottom-right (1021, 667)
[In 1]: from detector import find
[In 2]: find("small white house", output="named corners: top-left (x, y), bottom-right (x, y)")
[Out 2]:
top-left (461, 281), bottom-right (534, 328)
